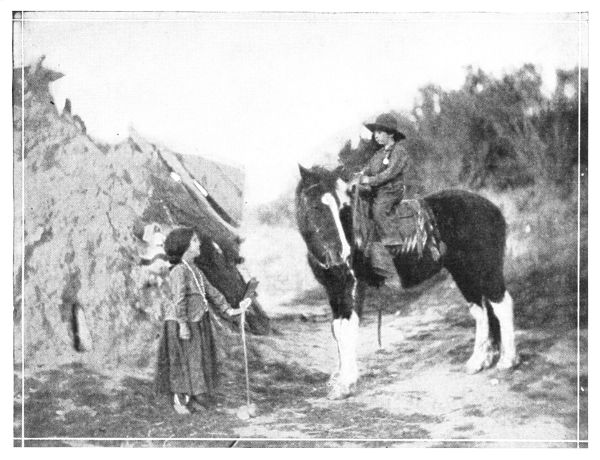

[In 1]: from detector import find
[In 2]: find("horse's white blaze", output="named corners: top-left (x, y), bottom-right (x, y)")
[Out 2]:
top-left (331, 311), bottom-right (360, 386)
top-left (466, 303), bottom-right (494, 373)
top-left (321, 192), bottom-right (351, 261)
top-left (335, 178), bottom-right (351, 208)
top-left (490, 291), bottom-right (519, 368)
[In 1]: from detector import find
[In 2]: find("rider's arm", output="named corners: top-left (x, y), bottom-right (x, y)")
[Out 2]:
top-left (362, 145), bottom-right (409, 187)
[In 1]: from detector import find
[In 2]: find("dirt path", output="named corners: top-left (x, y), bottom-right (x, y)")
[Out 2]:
top-left (16, 276), bottom-right (587, 447)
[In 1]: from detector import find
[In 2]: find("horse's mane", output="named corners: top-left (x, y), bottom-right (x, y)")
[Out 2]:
top-left (307, 165), bottom-right (339, 177)
top-left (310, 165), bottom-right (341, 185)
top-left (296, 165), bottom-right (343, 196)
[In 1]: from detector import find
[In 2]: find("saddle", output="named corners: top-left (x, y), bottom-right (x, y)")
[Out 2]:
top-left (381, 200), bottom-right (445, 260)
top-left (352, 194), bottom-right (445, 261)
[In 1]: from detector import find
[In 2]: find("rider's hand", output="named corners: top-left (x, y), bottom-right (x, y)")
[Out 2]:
top-left (349, 174), bottom-right (362, 188)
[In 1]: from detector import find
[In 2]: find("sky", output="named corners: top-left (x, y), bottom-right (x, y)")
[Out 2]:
top-left (14, 11), bottom-right (587, 204)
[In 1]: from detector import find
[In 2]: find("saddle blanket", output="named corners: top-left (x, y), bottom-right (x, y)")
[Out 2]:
top-left (382, 200), bottom-right (445, 261)
top-left (380, 199), bottom-right (444, 260)
top-left (352, 195), bottom-right (445, 261)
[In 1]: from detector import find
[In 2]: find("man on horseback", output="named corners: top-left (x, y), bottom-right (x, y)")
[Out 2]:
top-left (350, 113), bottom-right (411, 275)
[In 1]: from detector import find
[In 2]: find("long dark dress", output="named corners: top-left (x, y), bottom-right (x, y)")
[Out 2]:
top-left (154, 315), bottom-right (219, 396)
top-left (154, 260), bottom-right (231, 397)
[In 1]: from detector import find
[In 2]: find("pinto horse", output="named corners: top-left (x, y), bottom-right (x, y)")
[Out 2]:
top-left (296, 165), bottom-right (519, 399)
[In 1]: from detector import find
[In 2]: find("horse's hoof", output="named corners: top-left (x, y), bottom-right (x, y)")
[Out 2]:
top-left (496, 354), bottom-right (520, 370)
top-left (465, 353), bottom-right (494, 374)
top-left (465, 360), bottom-right (484, 374)
top-left (326, 382), bottom-right (355, 400)
top-left (327, 388), bottom-right (351, 400)
top-left (327, 388), bottom-right (344, 400)
top-left (327, 373), bottom-right (340, 389)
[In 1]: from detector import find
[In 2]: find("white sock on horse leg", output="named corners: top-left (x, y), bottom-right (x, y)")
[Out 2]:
top-left (334, 311), bottom-right (359, 387)
top-left (331, 319), bottom-right (342, 381)
top-left (466, 303), bottom-right (493, 373)
top-left (490, 291), bottom-right (519, 369)
top-left (344, 311), bottom-right (359, 384)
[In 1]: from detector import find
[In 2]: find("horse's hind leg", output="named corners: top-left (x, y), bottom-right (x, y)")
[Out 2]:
top-left (489, 291), bottom-right (519, 369)
top-left (465, 302), bottom-right (496, 374)
top-left (445, 261), bottom-right (497, 373)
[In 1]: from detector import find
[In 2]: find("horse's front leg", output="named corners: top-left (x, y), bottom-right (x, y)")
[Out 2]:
top-left (353, 277), bottom-right (367, 318)
top-left (328, 319), bottom-right (342, 387)
top-left (328, 309), bottom-right (359, 399)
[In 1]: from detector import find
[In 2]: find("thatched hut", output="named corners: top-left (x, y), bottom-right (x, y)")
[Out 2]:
top-left (13, 56), bottom-right (269, 368)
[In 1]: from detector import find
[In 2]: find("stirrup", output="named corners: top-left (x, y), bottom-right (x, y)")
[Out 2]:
top-left (383, 244), bottom-right (403, 257)
top-left (380, 237), bottom-right (404, 247)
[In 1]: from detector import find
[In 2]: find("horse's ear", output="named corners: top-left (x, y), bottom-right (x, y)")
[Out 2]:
top-left (298, 164), bottom-right (313, 183)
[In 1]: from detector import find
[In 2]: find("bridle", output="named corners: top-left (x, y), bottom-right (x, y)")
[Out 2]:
top-left (300, 183), bottom-right (349, 270)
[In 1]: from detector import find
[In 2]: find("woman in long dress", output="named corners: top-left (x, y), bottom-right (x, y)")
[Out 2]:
top-left (154, 227), bottom-right (250, 415)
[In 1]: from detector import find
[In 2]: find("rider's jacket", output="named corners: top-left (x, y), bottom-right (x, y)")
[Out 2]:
top-left (361, 141), bottom-right (410, 195)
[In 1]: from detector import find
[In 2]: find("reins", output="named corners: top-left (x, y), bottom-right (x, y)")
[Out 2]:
top-left (350, 180), bottom-right (361, 266)
top-left (350, 182), bottom-right (383, 347)
top-left (303, 179), bottom-right (383, 348)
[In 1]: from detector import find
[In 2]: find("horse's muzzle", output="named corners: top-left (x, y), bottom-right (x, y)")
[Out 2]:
top-left (324, 250), bottom-right (346, 269)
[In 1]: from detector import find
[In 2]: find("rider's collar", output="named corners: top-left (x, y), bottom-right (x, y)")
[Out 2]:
top-left (384, 142), bottom-right (395, 151)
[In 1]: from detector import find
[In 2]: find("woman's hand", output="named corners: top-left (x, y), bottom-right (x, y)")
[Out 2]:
top-left (228, 298), bottom-right (252, 316)
top-left (178, 322), bottom-right (191, 340)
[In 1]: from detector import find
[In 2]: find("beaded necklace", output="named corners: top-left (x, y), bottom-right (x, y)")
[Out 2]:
top-left (182, 259), bottom-right (208, 304)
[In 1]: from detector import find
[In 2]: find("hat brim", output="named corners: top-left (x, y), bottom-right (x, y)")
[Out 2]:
top-left (364, 123), bottom-right (406, 140)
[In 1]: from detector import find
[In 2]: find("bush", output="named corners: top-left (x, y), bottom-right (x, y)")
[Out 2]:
top-left (338, 65), bottom-right (587, 197)
top-left (253, 191), bottom-right (296, 227)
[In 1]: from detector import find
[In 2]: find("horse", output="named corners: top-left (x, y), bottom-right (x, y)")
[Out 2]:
top-left (296, 164), bottom-right (519, 399)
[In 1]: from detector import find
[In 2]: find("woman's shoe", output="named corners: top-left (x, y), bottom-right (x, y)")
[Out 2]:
top-left (173, 393), bottom-right (191, 415)
top-left (188, 396), bottom-right (206, 413)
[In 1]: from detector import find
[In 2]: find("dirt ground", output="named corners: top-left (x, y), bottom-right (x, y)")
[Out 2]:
top-left (14, 272), bottom-right (587, 448)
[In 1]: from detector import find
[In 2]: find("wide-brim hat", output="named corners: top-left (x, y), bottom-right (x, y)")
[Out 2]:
top-left (364, 113), bottom-right (406, 140)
